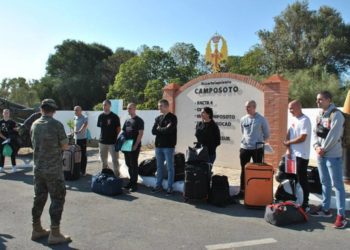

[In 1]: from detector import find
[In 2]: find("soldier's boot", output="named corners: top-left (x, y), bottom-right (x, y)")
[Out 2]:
top-left (48, 226), bottom-right (72, 245)
top-left (31, 222), bottom-right (50, 241)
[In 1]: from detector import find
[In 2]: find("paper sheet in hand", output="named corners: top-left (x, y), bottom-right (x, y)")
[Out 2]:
top-left (264, 143), bottom-right (274, 154)
top-left (285, 155), bottom-right (297, 174)
top-left (121, 139), bottom-right (133, 152)
top-left (1, 138), bottom-right (11, 145)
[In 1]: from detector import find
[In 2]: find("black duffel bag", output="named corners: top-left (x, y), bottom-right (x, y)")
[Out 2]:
top-left (91, 168), bottom-right (123, 196)
top-left (264, 201), bottom-right (308, 226)
top-left (138, 157), bottom-right (157, 176)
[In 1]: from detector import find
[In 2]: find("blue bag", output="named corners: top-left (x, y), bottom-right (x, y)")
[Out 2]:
top-left (115, 132), bottom-right (126, 152)
top-left (91, 168), bottom-right (123, 196)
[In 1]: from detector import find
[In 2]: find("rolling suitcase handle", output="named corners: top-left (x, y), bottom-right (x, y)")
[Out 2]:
top-left (256, 142), bottom-right (265, 164)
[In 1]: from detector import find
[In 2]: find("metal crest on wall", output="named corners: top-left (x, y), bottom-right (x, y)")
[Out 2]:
top-left (205, 33), bottom-right (228, 73)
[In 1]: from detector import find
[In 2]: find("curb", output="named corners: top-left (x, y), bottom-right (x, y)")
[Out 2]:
top-left (120, 163), bottom-right (350, 211)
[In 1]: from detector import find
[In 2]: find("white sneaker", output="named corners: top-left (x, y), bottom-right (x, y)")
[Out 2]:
top-left (0, 167), bottom-right (4, 173)
top-left (12, 166), bottom-right (17, 173)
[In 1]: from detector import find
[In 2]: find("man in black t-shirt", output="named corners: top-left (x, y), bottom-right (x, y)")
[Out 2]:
top-left (97, 100), bottom-right (121, 176)
top-left (122, 103), bottom-right (144, 192)
top-left (0, 109), bottom-right (18, 173)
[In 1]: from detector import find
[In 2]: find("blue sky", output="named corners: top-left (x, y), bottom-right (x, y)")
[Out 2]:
top-left (0, 0), bottom-right (349, 80)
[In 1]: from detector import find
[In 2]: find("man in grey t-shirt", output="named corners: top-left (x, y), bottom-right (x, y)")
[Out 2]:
top-left (236, 100), bottom-right (270, 198)
top-left (73, 106), bottom-right (88, 175)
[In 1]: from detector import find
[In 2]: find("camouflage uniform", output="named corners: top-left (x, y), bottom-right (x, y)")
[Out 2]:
top-left (31, 115), bottom-right (68, 227)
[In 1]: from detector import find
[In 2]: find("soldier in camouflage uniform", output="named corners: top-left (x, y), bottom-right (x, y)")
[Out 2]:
top-left (30, 99), bottom-right (72, 245)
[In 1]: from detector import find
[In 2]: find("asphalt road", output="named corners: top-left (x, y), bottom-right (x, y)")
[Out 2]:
top-left (0, 154), bottom-right (349, 250)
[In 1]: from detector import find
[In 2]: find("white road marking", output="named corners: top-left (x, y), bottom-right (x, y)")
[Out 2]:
top-left (205, 238), bottom-right (277, 250)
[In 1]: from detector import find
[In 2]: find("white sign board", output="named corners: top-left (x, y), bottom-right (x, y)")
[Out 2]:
top-left (175, 78), bottom-right (264, 168)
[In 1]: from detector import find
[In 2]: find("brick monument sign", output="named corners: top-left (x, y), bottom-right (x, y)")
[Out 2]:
top-left (162, 73), bottom-right (289, 169)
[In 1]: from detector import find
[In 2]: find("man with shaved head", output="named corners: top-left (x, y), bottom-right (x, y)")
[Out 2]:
top-left (73, 106), bottom-right (88, 176)
top-left (283, 100), bottom-right (311, 212)
top-left (122, 103), bottom-right (144, 192)
top-left (237, 100), bottom-right (270, 198)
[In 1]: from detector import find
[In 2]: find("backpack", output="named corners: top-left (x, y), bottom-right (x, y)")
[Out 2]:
top-left (264, 201), bottom-right (308, 226)
top-left (318, 108), bottom-right (350, 148)
top-left (330, 109), bottom-right (350, 148)
top-left (275, 179), bottom-right (304, 206)
top-left (307, 166), bottom-right (322, 194)
top-left (208, 175), bottom-right (235, 207)
top-left (161, 152), bottom-right (186, 182)
top-left (275, 156), bottom-right (297, 183)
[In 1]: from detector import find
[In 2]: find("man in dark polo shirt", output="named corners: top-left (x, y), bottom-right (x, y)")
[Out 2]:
top-left (97, 99), bottom-right (121, 177)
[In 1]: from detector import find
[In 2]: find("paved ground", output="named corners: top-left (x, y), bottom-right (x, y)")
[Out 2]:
top-left (1, 148), bottom-right (350, 250)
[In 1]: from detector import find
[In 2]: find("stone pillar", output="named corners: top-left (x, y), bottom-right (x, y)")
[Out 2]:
top-left (162, 83), bottom-right (181, 113)
top-left (261, 75), bottom-right (289, 168)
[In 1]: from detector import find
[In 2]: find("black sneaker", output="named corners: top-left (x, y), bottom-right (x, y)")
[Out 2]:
top-left (302, 204), bottom-right (311, 214)
top-left (166, 188), bottom-right (173, 196)
top-left (130, 185), bottom-right (138, 192)
top-left (151, 186), bottom-right (163, 193)
top-left (233, 191), bottom-right (244, 199)
top-left (124, 183), bottom-right (132, 189)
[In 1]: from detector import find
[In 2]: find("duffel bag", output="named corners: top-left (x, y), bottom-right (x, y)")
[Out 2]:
top-left (91, 168), bottom-right (123, 196)
top-left (264, 201), bottom-right (308, 226)
top-left (138, 157), bottom-right (157, 176)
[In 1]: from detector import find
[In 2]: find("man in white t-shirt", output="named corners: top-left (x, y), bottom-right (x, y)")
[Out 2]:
top-left (283, 100), bottom-right (311, 211)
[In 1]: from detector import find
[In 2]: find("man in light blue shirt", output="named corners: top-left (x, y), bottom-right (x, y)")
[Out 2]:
top-left (236, 100), bottom-right (270, 198)
top-left (74, 106), bottom-right (88, 176)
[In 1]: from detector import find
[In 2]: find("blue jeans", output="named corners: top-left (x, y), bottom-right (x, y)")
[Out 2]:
top-left (155, 147), bottom-right (175, 189)
top-left (317, 157), bottom-right (346, 216)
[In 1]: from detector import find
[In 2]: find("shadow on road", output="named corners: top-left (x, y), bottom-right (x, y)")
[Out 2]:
top-left (0, 233), bottom-right (14, 249)
top-left (33, 237), bottom-right (78, 250)
top-left (0, 167), bottom-right (33, 186)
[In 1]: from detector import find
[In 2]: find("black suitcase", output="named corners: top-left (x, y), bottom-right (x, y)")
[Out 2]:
top-left (63, 144), bottom-right (81, 180)
top-left (307, 166), bottom-right (322, 194)
top-left (183, 162), bottom-right (211, 201)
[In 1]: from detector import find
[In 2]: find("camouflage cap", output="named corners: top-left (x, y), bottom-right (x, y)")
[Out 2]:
top-left (41, 99), bottom-right (57, 109)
